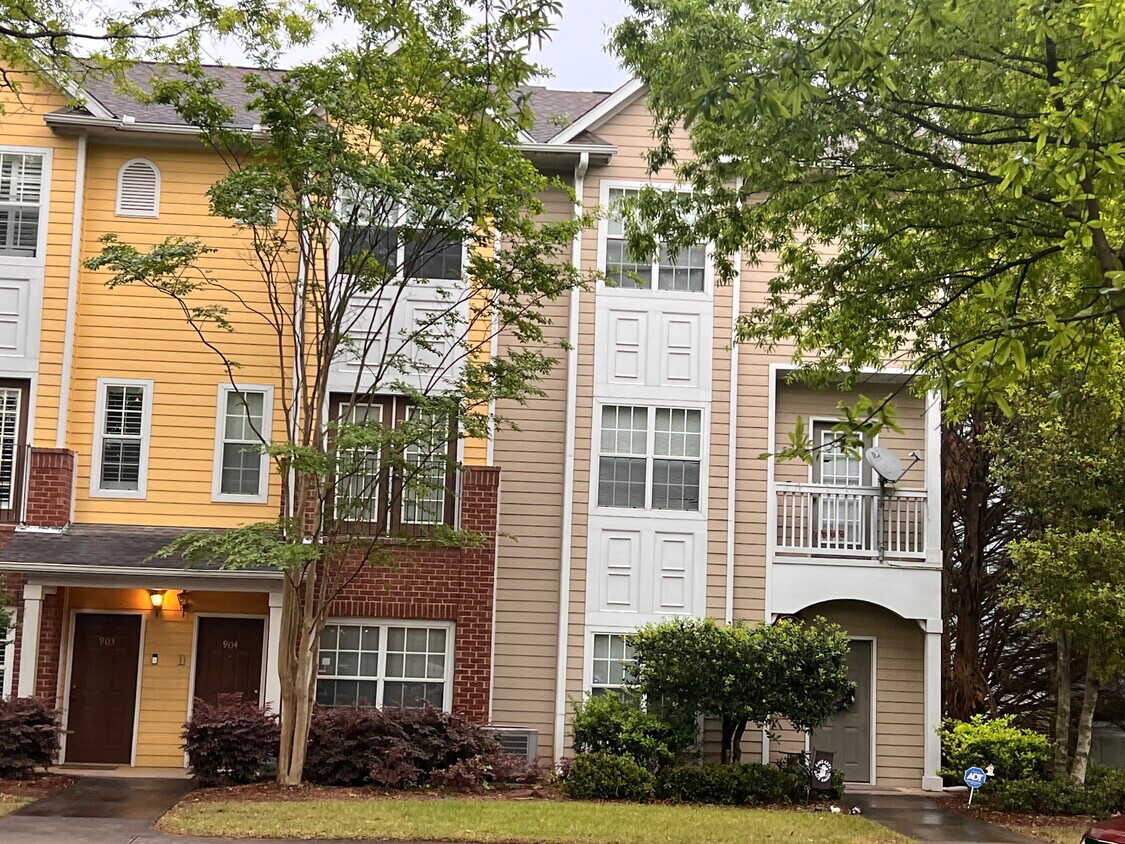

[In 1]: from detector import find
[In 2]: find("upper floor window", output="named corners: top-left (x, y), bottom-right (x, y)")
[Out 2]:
top-left (330, 394), bottom-right (455, 531)
top-left (0, 152), bottom-right (44, 258)
top-left (598, 404), bottom-right (702, 511)
top-left (591, 632), bottom-right (635, 700)
top-left (811, 420), bottom-right (870, 487)
top-left (316, 620), bottom-right (452, 709)
top-left (116, 159), bottom-right (160, 218)
top-left (604, 187), bottom-right (706, 293)
top-left (91, 378), bottom-right (153, 498)
top-left (0, 382), bottom-right (27, 514)
top-left (338, 194), bottom-right (462, 282)
top-left (212, 384), bottom-right (273, 503)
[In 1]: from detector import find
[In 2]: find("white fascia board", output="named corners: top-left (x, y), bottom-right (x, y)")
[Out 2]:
top-left (549, 78), bottom-right (646, 146)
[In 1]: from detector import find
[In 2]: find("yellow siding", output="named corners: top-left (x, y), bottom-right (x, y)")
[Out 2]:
top-left (64, 587), bottom-right (269, 767)
top-left (0, 75), bottom-right (80, 447)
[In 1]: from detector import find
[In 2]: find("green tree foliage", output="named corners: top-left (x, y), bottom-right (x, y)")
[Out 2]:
top-left (85, 0), bottom-right (586, 785)
top-left (611, 0), bottom-right (1125, 416)
top-left (627, 617), bottom-right (852, 763)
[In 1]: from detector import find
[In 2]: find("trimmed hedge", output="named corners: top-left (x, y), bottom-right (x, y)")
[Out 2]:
top-left (982, 766), bottom-right (1125, 816)
top-left (571, 694), bottom-right (696, 773)
top-left (561, 751), bottom-right (657, 802)
top-left (182, 697), bottom-right (279, 786)
top-left (938, 715), bottom-right (1050, 781)
top-left (0, 697), bottom-right (61, 778)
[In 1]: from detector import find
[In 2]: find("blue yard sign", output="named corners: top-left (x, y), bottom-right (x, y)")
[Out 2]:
top-left (964, 767), bottom-right (987, 805)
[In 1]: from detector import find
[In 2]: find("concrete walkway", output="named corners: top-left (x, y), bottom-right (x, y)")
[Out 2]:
top-left (849, 793), bottom-right (1040, 844)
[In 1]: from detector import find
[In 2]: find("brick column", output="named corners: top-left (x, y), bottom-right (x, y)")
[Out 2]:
top-left (24, 448), bottom-right (75, 528)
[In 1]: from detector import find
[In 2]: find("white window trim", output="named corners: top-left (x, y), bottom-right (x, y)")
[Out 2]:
top-left (317, 618), bottom-right (455, 712)
top-left (805, 416), bottom-right (878, 487)
top-left (115, 158), bottom-right (161, 218)
top-left (89, 377), bottom-right (154, 499)
top-left (211, 383), bottom-right (274, 504)
top-left (592, 398), bottom-right (710, 519)
top-left (0, 145), bottom-right (53, 267)
top-left (596, 179), bottom-right (714, 299)
top-left (582, 626), bottom-right (637, 697)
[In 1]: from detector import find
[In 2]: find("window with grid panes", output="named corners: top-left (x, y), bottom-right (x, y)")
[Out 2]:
top-left (218, 389), bottom-right (266, 496)
top-left (99, 384), bottom-right (146, 491)
top-left (0, 388), bottom-right (20, 510)
top-left (315, 621), bottom-right (451, 709)
top-left (401, 409), bottom-right (449, 525)
top-left (335, 400), bottom-right (384, 523)
top-left (338, 192), bottom-right (462, 281)
top-left (605, 188), bottom-right (705, 292)
top-left (598, 405), bottom-right (702, 511)
top-left (591, 633), bottom-right (635, 699)
top-left (0, 153), bottom-right (43, 258)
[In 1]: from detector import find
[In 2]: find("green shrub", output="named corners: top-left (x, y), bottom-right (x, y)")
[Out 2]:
top-left (657, 763), bottom-right (805, 805)
top-left (938, 715), bottom-right (1050, 781)
top-left (983, 766), bottom-right (1125, 816)
top-left (775, 753), bottom-right (847, 801)
top-left (571, 694), bottom-right (696, 772)
top-left (561, 752), bottom-right (656, 802)
top-left (0, 697), bottom-right (62, 778)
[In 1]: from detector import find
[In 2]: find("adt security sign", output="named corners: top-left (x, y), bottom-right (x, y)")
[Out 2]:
top-left (964, 767), bottom-right (987, 805)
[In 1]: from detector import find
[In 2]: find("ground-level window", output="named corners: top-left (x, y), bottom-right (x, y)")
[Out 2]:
top-left (590, 632), bottom-right (635, 700)
top-left (316, 620), bottom-right (452, 709)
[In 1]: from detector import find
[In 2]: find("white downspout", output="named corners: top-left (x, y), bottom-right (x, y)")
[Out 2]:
top-left (553, 151), bottom-right (588, 761)
top-left (724, 206), bottom-right (742, 625)
top-left (56, 132), bottom-right (88, 448)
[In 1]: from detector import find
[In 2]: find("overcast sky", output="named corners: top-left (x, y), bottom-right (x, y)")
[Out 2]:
top-left (272, 0), bottom-right (631, 91)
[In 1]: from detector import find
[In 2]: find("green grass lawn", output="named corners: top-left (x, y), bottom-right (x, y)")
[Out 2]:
top-left (160, 797), bottom-right (915, 843)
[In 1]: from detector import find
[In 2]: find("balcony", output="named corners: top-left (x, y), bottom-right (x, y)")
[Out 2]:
top-left (774, 482), bottom-right (927, 562)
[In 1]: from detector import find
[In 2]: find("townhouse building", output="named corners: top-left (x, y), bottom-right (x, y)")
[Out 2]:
top-left (0, 66), bottom-right (943, 790)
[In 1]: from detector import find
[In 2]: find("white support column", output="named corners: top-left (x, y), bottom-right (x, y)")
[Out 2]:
top-left (17, 584), bottom-right (44, 698)
top-left (924, 390), bottom-right (943, 566)
top-left (263, 591), bottom-right (283, 713)
top-left (922, 618), bottom-right (944, 791)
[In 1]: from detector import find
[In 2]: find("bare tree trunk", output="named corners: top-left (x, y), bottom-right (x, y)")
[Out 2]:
top-left (1071, 652), bottom-right (1100, 784)
top-left (731, 720), bottom-right (746, 763)
top-left (275, 575), bottom-right (301, 784)
top-left (1054, 631), bottom-right (1073, 773)
top-left (720, 718), bottom-right (733, 765)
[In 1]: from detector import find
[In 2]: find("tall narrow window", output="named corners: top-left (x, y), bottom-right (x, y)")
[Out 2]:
top-left (336, 400), bottom-right (384, 523)
top-left (92, 379), bottom-right (152, 497)
top-left (0, 152), bottom-right (44, 258)
top-left (401, 409), bottom-right (449, 526)
top-left (115, 159), bottom-right (160, 218)
top-left (213, 385), bottom-right (272, 502)
top-left (0, 388), bottom-right (21, 511)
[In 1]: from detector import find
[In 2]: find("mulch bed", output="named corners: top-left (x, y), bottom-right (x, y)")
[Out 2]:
top-left (933, 794), bottom-right (1095, 839)
top-left (182, 782), bottom-right (563, 805)
top-left (0, 773), bottom-right (77, 800)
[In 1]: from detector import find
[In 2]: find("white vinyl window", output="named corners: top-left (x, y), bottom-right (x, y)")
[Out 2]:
top-left (91, 378), bottom-right (153, 498)
top-left (811, 420), bottom-right (870, 551)
top-left (591, 633), bottom-right (635, 699)
top-left (337, 193), bottom-right (463, 282)
top-left (598, 404), bottom-right (703, 511)
top-left (604, 187), bottom-right (706, 292)
top-left (0, 387), bottom-right (21, 511)
top-left (401, 408), bottom-right (449, 526)
top-left (115, 158), bottom-right (160, 218)
top-left (335, 400), bottom-right (384, 523)
top-left (316, 620), bottom-right (453, 710)
top-left (212, 384), bottom-right (273, 503)
top-left (0, 152), bottom-right (45, 258)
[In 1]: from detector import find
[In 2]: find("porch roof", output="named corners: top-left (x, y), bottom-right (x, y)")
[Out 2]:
top-left (0, 524), bottom-right (282, 587)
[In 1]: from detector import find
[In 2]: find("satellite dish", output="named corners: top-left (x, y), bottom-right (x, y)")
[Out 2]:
top-left (865, 447), bottom-right (903, 483)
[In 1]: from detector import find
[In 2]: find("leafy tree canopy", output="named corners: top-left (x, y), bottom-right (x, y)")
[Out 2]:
top-left (611, 0), bottom-right (1125, 419)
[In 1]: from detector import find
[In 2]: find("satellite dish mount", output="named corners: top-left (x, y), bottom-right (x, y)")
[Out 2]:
top-left (864, 447), bottom-right (921, 563)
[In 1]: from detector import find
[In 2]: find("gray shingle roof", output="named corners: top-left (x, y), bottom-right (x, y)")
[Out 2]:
top-left (64, 63), bottom-right (615, 144)
top-left (0, 524), bottom-right (228, 570)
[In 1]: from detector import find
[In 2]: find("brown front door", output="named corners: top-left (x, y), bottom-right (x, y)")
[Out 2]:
top-left (66, 613), bottom-right (142, 764)
top-left (193, 617), bottom-right (264, 706)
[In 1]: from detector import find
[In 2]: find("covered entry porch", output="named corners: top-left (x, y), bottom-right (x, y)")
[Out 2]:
top-left (0, 525), bottom-right (283, 768)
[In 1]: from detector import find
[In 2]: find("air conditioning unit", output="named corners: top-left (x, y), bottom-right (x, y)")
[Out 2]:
top-left (484, 726), bottom-right (539, 761)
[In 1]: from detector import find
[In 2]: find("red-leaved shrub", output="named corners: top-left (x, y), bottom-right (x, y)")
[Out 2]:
top-left (0, 697), bottom-right (61, 778)
top-left (182, 696), bottom-right (279, 786)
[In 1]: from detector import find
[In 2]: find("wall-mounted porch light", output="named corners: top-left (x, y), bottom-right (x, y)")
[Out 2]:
top-left (178, 590), bottom-right (193, 617)
top-left (148, 589), bottom-right (166, 615)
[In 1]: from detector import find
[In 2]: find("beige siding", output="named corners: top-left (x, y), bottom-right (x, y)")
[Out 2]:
top-left (491, 186), bottom-right (574, 757)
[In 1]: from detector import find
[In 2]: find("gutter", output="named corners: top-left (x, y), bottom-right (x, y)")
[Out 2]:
top-left (0, 561), bottom-right (282, 582)
top-left (553, 151), bottom-right (588, 761)
top-left (56, 132), bottom-right (88, 448)
top-left (43, 112), bottom-right (269, 140)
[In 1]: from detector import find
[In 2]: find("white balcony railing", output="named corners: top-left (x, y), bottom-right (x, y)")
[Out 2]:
top-left (774, 482), bottom-right (927, 561)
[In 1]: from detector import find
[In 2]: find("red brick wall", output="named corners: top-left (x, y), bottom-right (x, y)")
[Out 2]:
top-left (329, 465), bottom-right (500, 721)
top-left (24, 448), bottom-right (75, 528)
top-left (2, 573), bottom-right (65, 703)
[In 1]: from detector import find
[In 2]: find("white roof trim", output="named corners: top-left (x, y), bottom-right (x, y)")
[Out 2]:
top-left (0, 559), bottom-right (282, 584)
top-left (16, 55), bottom-right (116, 120)
top-left (549, 77), bottom-right (646, 145)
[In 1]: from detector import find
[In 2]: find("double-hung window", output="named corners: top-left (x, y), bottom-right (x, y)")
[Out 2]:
top-left (0, 152), bottom-right (44, 259)
top-left (213, 384), bottom-right (272, 502)
top-left (604, 187), bottom-right (706, 293)
top-left (92, 379), bottom-right (153, 498)
top-left (316, 620), bottom-right (452, 709)
top-left (598, 405), bottom-right (702, 511)
top-left (331, 395), bottom-right (454, 531)
top-left (591, 632), bottom-right (635, 700)
top-left (811, 420), bottom-right (870, 550)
